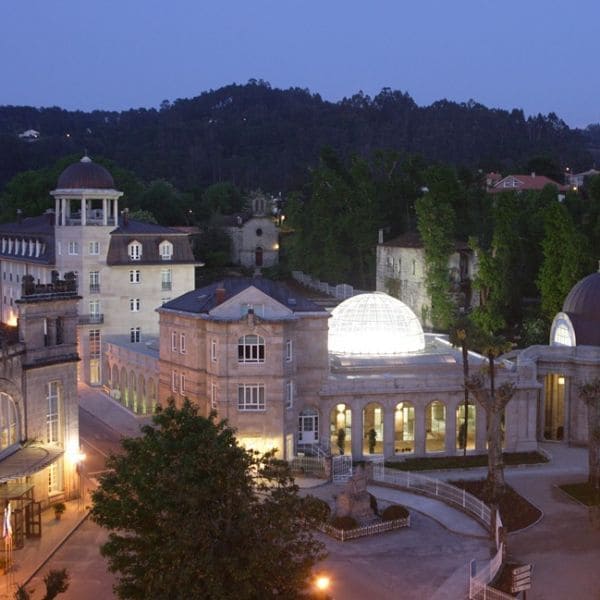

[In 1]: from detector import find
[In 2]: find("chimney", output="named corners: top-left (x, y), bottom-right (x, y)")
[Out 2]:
top-left (531, 172), bottom-right (536, 178)
top-left (215, 284), bottom-right (226, 305)
top-left (45, 209), bottom-right (55, 225)
top-left (378, 228), bottom-right (384, 244)
top-left (123, 207), bottom-right (129, 227)
top-left (16, 209), bottom-right (22, 224)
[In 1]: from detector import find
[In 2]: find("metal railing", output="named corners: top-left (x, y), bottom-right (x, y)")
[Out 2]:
top-left (319, 516), bottom-right (410, 541)
top-left (371, 465), bottom-right (506, 599)
top-left (78, 313), bottom-right (104, 325)
top-left (288, 455), bottom-right (326, 477)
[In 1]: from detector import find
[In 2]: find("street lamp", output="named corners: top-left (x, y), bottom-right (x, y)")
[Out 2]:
top-left (314, 574), bottom-right (331, 599)
top-left (74, 449), bottom-right (86, 511)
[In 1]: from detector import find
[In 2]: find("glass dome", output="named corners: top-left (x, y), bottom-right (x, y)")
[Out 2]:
top-left (328, 292), bottom-right (425, 355)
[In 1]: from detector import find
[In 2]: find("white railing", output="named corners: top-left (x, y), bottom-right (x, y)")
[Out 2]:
top-left (288, 456), bottom-right (326, 476)
top-left (319, 516), bottom-right (410, 541)
top-left (291, 271), bottom-right (367, 300)
top-left (371, 465), bottom-right (507, 599)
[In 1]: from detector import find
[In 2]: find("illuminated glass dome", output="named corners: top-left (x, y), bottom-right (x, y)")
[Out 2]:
top-left (328, 292), bottom-right (425, 355)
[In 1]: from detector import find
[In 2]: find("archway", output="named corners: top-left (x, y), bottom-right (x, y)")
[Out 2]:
top-left (255, 246), bottom-right (263, 267)
top-left (120, 367), bottom-right (128, 407)
top-left (394, 402), bottom-right (415, 454)
top-left (148, 378), bottom-right (156, 413)
top-left (544, 373), bottom-right (565, 440)
top-left (425, 401), bottom-right (446, 453)
top-left (138, 374), bottom-right (146, 414)
top-left (363, 402), bottom-right (383, 455)
top-left (330, 403), bottom-right (352, 455)
top-left (456, 402), bottom-right (476, 451)
top-left (130, 370), bottom-right (137, 412)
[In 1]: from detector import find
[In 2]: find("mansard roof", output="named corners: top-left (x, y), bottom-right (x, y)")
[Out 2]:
top-left (0, 214), bottom-right (55, 264)
top-left (106, 219), bottom-right (196, 265)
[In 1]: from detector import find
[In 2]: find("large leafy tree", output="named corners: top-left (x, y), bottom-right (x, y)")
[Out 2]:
top-left (537, 200), bottom-right (588, 320)
top-left (415, 167), bottom-right (458, 329)
top-left (578, 379), bottom-right (600, 493)
top-left (91, 400), bottom-right (326, 600)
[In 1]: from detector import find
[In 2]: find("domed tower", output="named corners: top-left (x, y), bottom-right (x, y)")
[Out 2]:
top-left (50, 156), bottom-right (123, 385)
top-left (550, 271), bottom-right (600, 347)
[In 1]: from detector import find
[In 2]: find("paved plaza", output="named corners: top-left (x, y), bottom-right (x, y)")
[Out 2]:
top-left (2, 386), bottom-right (598, 599)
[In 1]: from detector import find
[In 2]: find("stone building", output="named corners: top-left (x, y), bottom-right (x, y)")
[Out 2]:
top-left (376, 232), bottom-right (477, 327)
top-left (0, 276), bottom-right (80, 547)
top-left (0, 156), bottom-right (198, 386)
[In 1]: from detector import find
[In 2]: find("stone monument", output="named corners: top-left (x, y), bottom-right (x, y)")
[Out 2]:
top-left (334, 466), bottom-right (375, 522)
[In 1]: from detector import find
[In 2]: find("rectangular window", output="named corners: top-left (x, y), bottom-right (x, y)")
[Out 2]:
top-left (129, 298), bottom-right (140, 312)
top-left (48, 461), bottom-right (62, 495)
top-left (285, 339), bottom-right (293, 362)
top-left (89, 300), bottom-right (101, 321)
top-left (180, 333), bottom-right (186, 354)
top-left (211, 339), bottom-right (217, 362)
top-left (238, 384), bottom-right (265, 411)
top-left (210, 383), bottom-right (217, 410)
top-left (129, 243), bottom-right (142, 261)
top-left (89, 241), bottom-right (100, 255)
top-left (180, 373), bottom-right (186, 394)
top-left (238, 334), bottom-right (265, 363)
top-left (89, 329), bottom-right (101, 358)
top-left (89, 271), bottom-right (100, 293)
top-left (68, 241), bottom-right (79, 255)
top-left (130, 327), bottom-right (141, 343)
top-left (161, 268), bottom-right (172, 291)
top-left (172, 370), bottom-right (178, 393)
top-left (129, 270), bottom-right (141, 284)
top-left (286, 381), bottom-right (294, 409)
top-left (171, 331), bottom-right (178, 352)
top-left (46, 381), bottom-right (60, 443)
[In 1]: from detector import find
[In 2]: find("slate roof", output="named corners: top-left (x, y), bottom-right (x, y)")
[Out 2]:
top-left (161, 278), bottom-right (326, 315)
top-left (0, 214), bottom-right (56, 264)
top-left (562, 272), bottom-right (600, 346)
top-left (106, 218), bottom-right (196, 265)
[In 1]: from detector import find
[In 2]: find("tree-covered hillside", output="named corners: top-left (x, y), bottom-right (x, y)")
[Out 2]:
top-left (0, 80), bottom-right (594, 192)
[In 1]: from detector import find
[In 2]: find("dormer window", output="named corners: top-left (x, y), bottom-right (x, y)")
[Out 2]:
top-left (128, 241), bottom-right (142, 261)
top-left (159, 240), bottom-right (173, 261)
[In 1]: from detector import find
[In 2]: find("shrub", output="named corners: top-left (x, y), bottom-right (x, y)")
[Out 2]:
top-left (307, 497), bottom-right (331, 523)
top-left (330, 516), bottom-right (358, 530)
top-left (382, 505), bottom-right (409, 521)
top-left (369, 493), bottom-right (378, 515)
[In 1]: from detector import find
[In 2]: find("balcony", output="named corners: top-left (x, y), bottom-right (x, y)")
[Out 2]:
top-left (89, 284), bottom-right (100, 294)
top-left (78, 313), bottom-right (104, 325)
top-left (161, 282), bottom-right (172, 291)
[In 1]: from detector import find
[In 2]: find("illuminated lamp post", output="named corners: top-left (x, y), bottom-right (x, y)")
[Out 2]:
top-left (314, 573), bottom-right (332, 599)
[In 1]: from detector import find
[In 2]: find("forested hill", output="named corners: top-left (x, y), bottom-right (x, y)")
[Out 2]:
top-left (0, 81), bottom-right (595, 191)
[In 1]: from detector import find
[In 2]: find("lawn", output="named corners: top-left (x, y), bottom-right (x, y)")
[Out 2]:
top-left (559, 481), bottom-right (600, 506)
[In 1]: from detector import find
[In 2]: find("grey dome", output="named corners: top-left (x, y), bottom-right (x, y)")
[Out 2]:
top-left (561, 272), bottom-right (600, 346)
top-left (56, 156), bottom-right (114, 190)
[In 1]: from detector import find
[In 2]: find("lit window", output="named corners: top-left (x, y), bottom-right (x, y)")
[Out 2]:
top-left (128, 241), bottom-right (142, 261)
top-left (286, 381), bottom-right (294, 409)
top-left (211, 339), bottom-right (217, 362)
top-left (0, 392), bottom-right (18, 452)
top-left (89, 241), bottom-right (99, 255)
top-left (89, 329), bottom-right (101, 358)
top-left (553, 323), bottom-right (573, 346)
top-left (130, 298), bottom-right (140, 312)
top-left (129, 270), bottom-right (141, 284)
top-left (171, 331), bottom-right (178, 352)
top-left (238, 384), bottom-right (265, 411)
top-left (159, 240), bottom-right (173, 261)
top-left (180, 333), bottom-right (186, 354)
top-left (48, 461), bottom-right (62, 495)
top-left (130, 327), bottom-right (141, 343)
top-left (285, 339), bottom-right (293, 362)
top-left (46, 382), bottom-right (60, 444)
top-left (238, 334), bottom-right (265, 363)
top-left (68, 241), bottom-right (79, 255)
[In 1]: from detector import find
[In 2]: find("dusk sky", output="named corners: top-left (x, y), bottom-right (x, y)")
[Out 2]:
top-left (3, 1), bottom-right (598, 128)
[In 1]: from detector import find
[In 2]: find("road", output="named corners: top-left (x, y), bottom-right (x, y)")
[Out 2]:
top-left (27, 407), bottom-right (127, 599)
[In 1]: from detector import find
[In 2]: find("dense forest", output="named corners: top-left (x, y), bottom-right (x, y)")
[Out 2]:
top-left (0, 80), bottom-right (597, 192)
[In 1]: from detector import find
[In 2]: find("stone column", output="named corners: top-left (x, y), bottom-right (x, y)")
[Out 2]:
top-left (445, 399), bottom-right (457, 455)
top-left (81, 198), bottom-right (87, 225)
top-left (383, 403), bottom-right (395, 459)
top-left (351, 403), bottom-right (363, 459)
top-left (102, 198), bottom-right (108, 226)
top-left (414, 402), bottom-right (426, 456)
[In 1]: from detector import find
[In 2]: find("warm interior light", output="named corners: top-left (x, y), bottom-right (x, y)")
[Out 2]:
top-left (5, 314), bottom-right (17, 327)
top-left (336, 404), bottom-right (345, 414)
top-left (558, 376), bottom-right (565, 385)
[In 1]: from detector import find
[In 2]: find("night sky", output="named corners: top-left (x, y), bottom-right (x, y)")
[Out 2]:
top-left (3, 0), bottom-right (598, 127)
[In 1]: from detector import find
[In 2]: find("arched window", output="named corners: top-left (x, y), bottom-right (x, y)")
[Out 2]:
top-left (238, 334), bottom-right (265, 363)
top-left (159, 240), bottom-right (173, 261)
top-left (330, 403), bottom-right (351, 455)
top-left (0, 392), bottom-right (18, 453)
top-left (394, 402), bottom-right (415, 454)
top-left (553, 323), bottom-right (573, 346)
top-left (426, 401), bottom-right (446, 453)
top-left (363, 402), bottom-right (383, 455)
top-left (128, 241), bottom-right (142, 261)
top-left (456, 402), bottom-right (476, 450)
